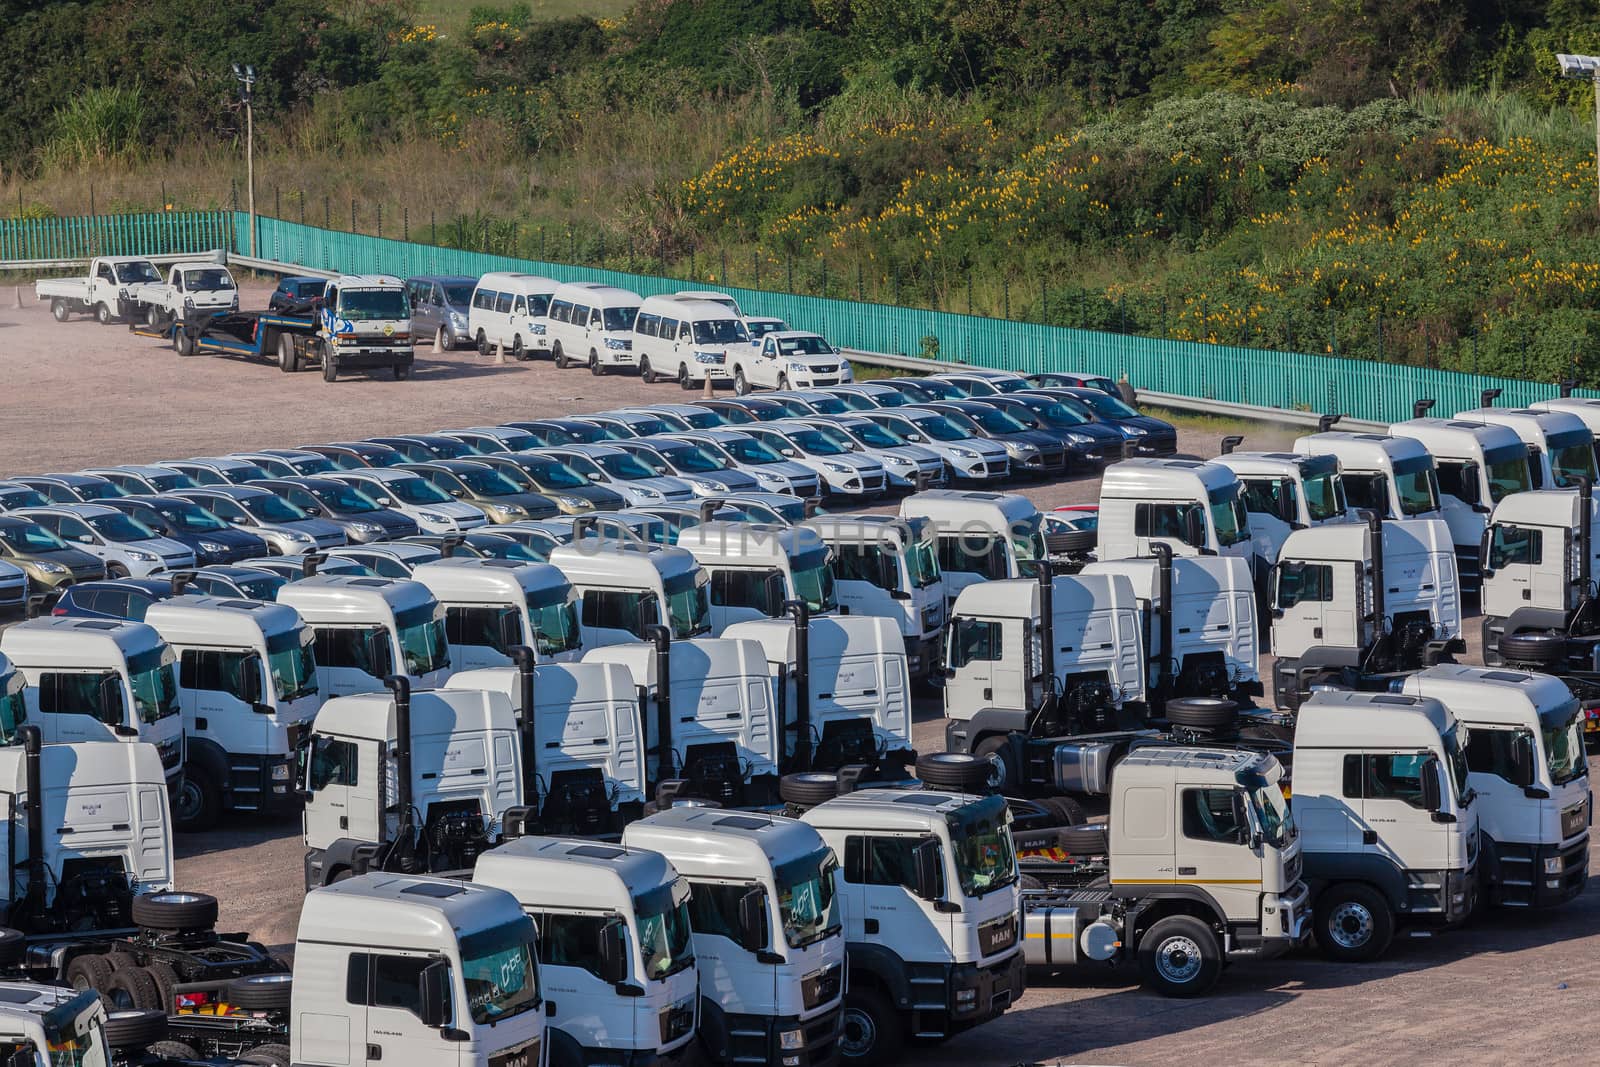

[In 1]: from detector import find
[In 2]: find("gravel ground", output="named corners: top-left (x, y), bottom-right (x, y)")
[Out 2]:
top-left (2, 281), bottom-right (1593, 1066)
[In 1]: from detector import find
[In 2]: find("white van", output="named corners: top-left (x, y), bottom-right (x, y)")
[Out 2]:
top-left (674, 289), bottom-right (743, 316)
top-left (542, 281), bottom-right (643, 374)
top-left (467, 272), bottom-right (560, 360)
top-left (632, 296), bottom-right (750, 387)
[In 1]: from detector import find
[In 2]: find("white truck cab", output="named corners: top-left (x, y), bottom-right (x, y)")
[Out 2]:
top-left (301, 681), bottom-right (525, 887)
top-left (471, 837), bottom-right (699, 1065)
top-left (0, 618), bottom-right (184, 782)
top-left (316, 274), bottom-right (414, 377)
top-left (801, 789), bottom-right (1024, 1064)
top-left (1270, 516), bottom-right (1462, 709)
top-left (1293, 690), bottom-right (1479, 961)
top-left (1400, 665), bottom-right (1589, 907)
top-left (0, 653), bottom-right (25, 744)
top-left (676, 522), bottom-right (836, 634)
top-left (36, 256), bottom-right (160, 324)
top-left (1453, 399), bottom-right (1597, 489)
top-left (1531, 391), bottom-right (1600, 470)
top-left (127, 260), bottom-right (239, 323)
top-left (1295, 428), bottom-right (1444, 522)
top-left (0, 984), bottom-right (113, 1067)
top-left (1096, 458), bottom-right (1253, 564)
top-left (144, 596), bottom-right (322, 829)
top-left (1389, 414), bottom-right (1533, 592)
top-left (411, 558), bottom-right (583, 669)
top-left (278, 575), bottom-right (452, 697)
top-left (292, 874), bottom-right (545, 1067)
top-left (898, 489), bottom-right (1045, 607)
top-left (549, 541), bottom-right (711, 647)
top-left (1213, 444), bottom-right (1353, 564)
top-left (1479, 487), bottom-right (1600, 668)
top-left (624, 808), bottom-right (846, 1067)
top-left (805, 514), bottom-right (946, 680)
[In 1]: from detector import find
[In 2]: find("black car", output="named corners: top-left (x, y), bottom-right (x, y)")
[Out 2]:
top-left (1033, 387), bottom-right (1177, 456)
top-left (103, 495), bottom-right (270, 564)
top-left (876, 377), bottom-right (966, 404)
top-left (53, 577), bottom-right (179, 621)
top-left (185, 565), bottom-right (289, 601)
top-left (368, 434), bottom-right (478, 462)
top-left (298, 441), bottom-right (408, 470)
top-left (988, 393), bottom-right (1124, 467)
top-left (707, 396), bottom-right (793, 422)
top-left (922, 399), bottom-right (1070, 477)
top-left (269, 275), bottom-right (327, 312)
top-left (502, 419), bottom-right (617, 446)
top-left (252, 477), bottom-right (420, 543)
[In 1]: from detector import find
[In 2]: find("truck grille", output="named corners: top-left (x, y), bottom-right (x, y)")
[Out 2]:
top-left (1562, 802), bottom-right (1588, 841)
top-left (1284, 852), bottom-right (1302, 887)
top-left (658, 999), bottom-right (695, 1043)
top-left (978, 911), bottom-right (1019, 956)
top-left (488, 1038), bottom-right (539, 1067)
top-left (801, 962), bottom-right (843, 1010)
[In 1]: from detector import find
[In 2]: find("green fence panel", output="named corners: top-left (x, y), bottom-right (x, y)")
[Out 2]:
top-left (0, 211), bottom-right (227, 262)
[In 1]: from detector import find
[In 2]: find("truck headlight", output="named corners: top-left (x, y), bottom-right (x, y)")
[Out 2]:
top-left (271, 763), bottom-right (293, 780)
top-left (531, 323), bottom-right (547, 335)
top-left (1544, 856), bottom-right (1565, 874)
top-left (778, 1029), bottom-right (804, 1051)
top-left (954, 988), bottom-right (977, 1006)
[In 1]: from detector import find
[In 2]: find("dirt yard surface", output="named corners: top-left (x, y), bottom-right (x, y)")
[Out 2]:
top-left (2, 280), bottom-right (1593, 1066)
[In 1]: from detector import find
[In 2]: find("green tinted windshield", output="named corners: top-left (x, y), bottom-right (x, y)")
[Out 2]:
top-left (394, 603), bottom-right (450, 675)
top-left (1209, 486), bottom-right (1251, 547)
top-left (460, 917), bottom-right (542, 1025)
top-left (1543, 700), bottom-right (1587, 786)
top-left (0, 672), bottom-right (27, 745)
top-left (948, 794), bottom-right (1017, 897)
top-left (527, 589), bottom-right (582, 656)
top-left (664, 571), bottom-right (711, 638)
top-left (791, 548), bottom-right (836, 613)
top-left (906, 536), bottom-right (940, 588)
top-left (1299, 457), bottom-right (1347, 521)
top-left (1249, 782), bottom-right (1296, 847)
top-left (635, 880), bottom-right (696, 980)
top-left (1484, 444), bottom-right (1533, 502)
top-left (1547, 430), bottom-right (1597, 487)
top-left (267, 626), bottom-right (318, 702)
top-left (126, 648), bottom-right (180, 724)
top-left (1392, 456), bottom-right (1440, 516)
top-left (774, 847), bottom-right (842, 949)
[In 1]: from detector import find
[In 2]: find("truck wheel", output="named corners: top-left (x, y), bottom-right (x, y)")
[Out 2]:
top-left (778, 772), bottom-right (841, 807)
top-left (132, 890), bottom-right (219, 932)
top-left (1163, 697), bottom-right (1238, 730)
top-left (915, 751), bottom-right (992, 792)
top-left (173, 771), bottom-right (221, 832)
top-left (96, 301), bottom-right (113, 325)
top-left (552, 342), bottom-right (567, 368)
top-left (277, 333), bottom-right (300, 373)
top-left (322, 350), bottom-right (339, 382)
top-left (1049, 823), bottom-right (1109, 855)
top-left (1138, 915), bottom-right (1222, 997)
top-left (590, 350), bottom-right (605, 376)
top-left (105, 965), bottom-right (163, 1011)
top-left (147, 1042), bottom-right (200, 1060)
top-left (239, 1044), bottom-right (292, 1067)
top-left (145, 961), bottom-right (178, 1013)
top-left (1313, 882), bottom-right (1394, 962)
top-left (1498, 630), bottom-right (1567, 667)
top-left (974, 736), bottom-right (1018, 791)
top-left (65, 952), bottom-right (115, 994)
top-left (512, 335), bottom-right (527, 361)
top-left (839, 987), bottom-right (903, 1065)
top-left (0, 928), bottom-right (23, 967)
top-left (144, 305), bottom-right (162, 328)
top-left (228, 973), bottom-right (294, 1011)
top-left (734, 367), bottom-right (750, 395)
top-left (51, 298), bottom-right (69, 322)
top-left (393, 363), bottom-right (412, 381)
top-left (476, 329), bottom-right (490, 356)
top-left (640, 356), bottom-right (656, 384)
top-left (1035, 794), bottom-right (1088, 827)
top-left (103, 1010), bottom-right (167, 1051)
top-left (174, 329), bottom-right (196, 357)
top-left (678, 364), bottom-right (693, 390)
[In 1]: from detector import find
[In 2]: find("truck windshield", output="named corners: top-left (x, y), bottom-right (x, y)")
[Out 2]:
top-left (1208, 486), bottom-right (1251, 547)
top-left (338, 289), bottom-right (410, 321)
top-left (126, 647), bottom-right (180, 724)
top-left (1547, 430), bottom-right (1597, 487)
top-left (906, 535), bottom-right (940, 588)
top-left (635, 880), bottom-right (696, 979)
top-left (183, 269), bottom-right (235, 291)
top-left (460, 916), bottom-right (542, 1025)
top-left (774, 847), bottom-right (842, 949)
top-left (1484, 443), bottom-right (1533, 501)
top-left (0, 670), bottom-right (27, 744)
top-left (1300, 457), bottom-right (1347, 521)
top-left (267, 626), bottom-right (318, 702)
top-left (115, 261), bottom-right (160, 284)
top-left (394, 603), bottom-right (450, 675)
top-left (791, 547), bottom-right (836, 613)
top-left (1442, 724), bottom-right (1473, 806)
top-left (1392, 455), bottom-right (1440, 515)
top-left (1241, 477), bottom-right (1297, 522)
top-left (775, 335), bottom-right (833, 356)
top-left (948, 794), bottom-right (1017, 897)
top-left (385, 476), bottom-right (454, 506)
top-left (527, 588), bottom-right (582, 656)
top-left (1248, 781), bottom-right (1296, 847)
top-left (1542, 699), bottom-right (1587, 785)
top-left (664, 572), bottom-right (711, 638)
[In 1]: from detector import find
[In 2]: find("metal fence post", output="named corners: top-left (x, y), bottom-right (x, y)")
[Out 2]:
top-left (376, 203), bottom-right (382, 239)
top-left (857, 260), bottom-right (864, 302)
top-left (431, 210), bottom-right (436, 245)
top-left (403, 207), bottom-right (409, 242)
top-left (821, 258), bottom-right (828, 298)
top-left (967, 270), bottom-right (974, 315)
top-left (274, 186), bottom-right (280, 219)
top-left (1003, 278), bottom-right (1010, 320)
top-left (721, 250), bottom-right (728, 284)
top-left (324, 197), bottom-right (330, 229)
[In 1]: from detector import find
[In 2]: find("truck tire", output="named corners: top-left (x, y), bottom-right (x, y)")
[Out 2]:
top-left (590, 350), bottom-right (605, 376)
top-left (1163, 697), bottom-right (1238, 730)
top-left (1047, 528), bottom-right (1098, 555)
top-left (51, 298), bottom-right (69, 322)
top-left (974, 735), bottom-right (1019, 791)
top-left (239, 1044), bottom-right (292, 1067)
top-left (1035, 795), bottom-right (1088, 827)
top-left (0, 928), bottom-right (22, 967)
top-left (640, 356), bottom-right (656, 384)
top-left (228, 973), bottom-right (294, 1011)
top-left (915, 752), bottom-right (991, 792)
top-left (147, 1042), bottom-right (200, 1060)
top-left (778, 772), bottom-right (840, 807)
top-left (106, 965), bottom-right (163, 1011)
top-left (1138, 915), bottom-right (1222, 997)
top-left (174, 328), bottom-right (196, 357)
top-left (103, 1010), bottom-right (167, 1051)
top-left (552, 342), bottom-right (567, 368)
top-left (145, 961), bottom-right (178, 1013)
top-left (1498, 631), bottom-right (1567, 667)
top-left (132, 890), bottom-right (219, 932)
top-left (173, 769), bottom-right (221, 832)
top-left (1313, 882), bottom-right (1394, 962)
top-left (839, 987), bottom-right (903, 1066)
top-left (277, 333), bottom-right (300, 373)
top-left (96, 301), bottom-right (113, 325)
top-left (65, 952), bottom-right (115, 994)
top-left (322, 349), bottom-right (339, 382)
top-left (144, 305), bottom-right (163, 328)
top-left (677, 365), bottom-right (692, 390)
top-left (1050, 823), bottom-right (1109, 855)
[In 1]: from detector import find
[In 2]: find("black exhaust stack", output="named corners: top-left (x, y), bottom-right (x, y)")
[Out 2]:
top-left (1580, 478), bottom-right (1593, 604)
top-left (1361, 510), bottom-right (1384, 627)
top-left (782, 599), bottom-right (813, 771)
top-left (1219, 436), bottom-right (1243, 456)
top-left (699, 498), bottom-right (725, 524)
top-left (1316, 414), bottom-right (1343, 433)
top-left (440, 534), bottom-right (463, 559)
top-left (1481, 388), bottom-right (1502, 408)
top-left (1413, 399), bottom-right (1436, 419)
top-left (1151, 543), bottom-right (1173, 704)
top-left (508, 646), bottom-right (539, 805)
top-left (169, 571), bottom-right (197, 597)
top-left (1561, 379), bottom-right (1578, 399)
top-left (573, 515), bottom-right (597, 541)
top-left (20, 725), bottom-right (44, 909)
top-left (382, 675), bottom-right (416, 871)
top-left (643, 625), bottom-right (675, 784)
top-left (301, 552), bottom-right (326, 578)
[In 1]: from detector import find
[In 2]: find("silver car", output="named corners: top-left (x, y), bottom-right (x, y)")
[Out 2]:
top-left (748, 421), bottom-right (888, 499)
top-left (174, 486), bottom-right (347, 555)
top-left (665, 429), bottom-right (822, 498)
top-left (14, 503), bottom-right (196, 577)
top-left (821, 414), bottom-right (948, 491)
top-left (331, 469), bottom-right (491, 534)
top-left (82, 465), bottom-right (200, 495)
top-left (613, 438), bottom-right (762, 498)
top-left (539, 444), bottom-right (697, 506)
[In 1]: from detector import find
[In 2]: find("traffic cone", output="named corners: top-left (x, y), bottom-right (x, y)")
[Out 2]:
top-left (494, 340), bottom-right (507, 365)
top-left (432, 327), bottom-right (444, 355)
top-left (14, 286), bottom-right (22, 309)
top-left (703, 371), bottom-right (715, 398)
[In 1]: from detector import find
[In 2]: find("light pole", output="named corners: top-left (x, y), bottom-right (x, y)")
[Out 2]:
top-left (231, 62), bottom-right (257, 256)
top-left (1559, 53), bottom-right (1600, 210)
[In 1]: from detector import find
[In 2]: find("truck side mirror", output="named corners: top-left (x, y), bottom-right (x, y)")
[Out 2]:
top-left (1183, 506), bottom-right (1207, 549)
top-left (911, 837), bottom-right (944, 902)
top-left (736, 886), bottom-right (769, 952)
top-left (7, 1046), bottom-right (33, 1067)
top-left (598, 918), bottom-right (631, 984)
top-left (1421, 756), bottom-right (1443, 813)
top-left (367, 631), bottom-right (395, 677)
top-left (1511, 732), bottom-right (1537, 788)
top-left (417, 960), bottom-right (452, 1029)
top-left (240, 653), bottom-right (264, 704)
top-left (1231, 791), bottom-right (1261, 848)
top-left (99, 675), bottom-right (131, 734)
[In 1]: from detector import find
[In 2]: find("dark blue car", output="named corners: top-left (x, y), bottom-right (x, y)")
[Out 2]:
top-left (987, 393), bottom-right (1125, 468)
top-left (1055, 386), bottom-right (1177, 456)
top-left (269, 275), bottom-right (327, 312)
top-left (103, 495), bottom-right (269, 564)
top-left (53, 577), bottom-right (180, 621)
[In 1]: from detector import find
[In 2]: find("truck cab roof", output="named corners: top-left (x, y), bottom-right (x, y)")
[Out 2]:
top-left (277, 574), bottom-right (437, 618)
top-left (1452, 406), bottom-right (1589, 445)
top-left (332, 274), bottom-right (402, 290)
top-left (1099, 457), bottom-right (1238, 498)
top-left (1388, 418), bottom-right (1525, 459)
top-left (1294, 431), bottom-right (1430, 470)
top-left (951, 573), bottom-right (1136, 621)
top-left (0, 615), bottom-right (166, 663)
top-left (144, 595), bottom-right (303, 644)
top-left (805, 514), bottom-right (929, 546)
top-left (1490, 488), bottom-right (1589, 529)
top-left (584, 635), bottom-right (767, 690)
top-left (900, 489), bottom-right (1037, 527)
top-left (1116, 745), bottom-right (1276, 783)
top-left (298, 873), bottom-right (528, 948)
top-left (1402, 665), bottom-right (1578, 727)
top-left (1214, 451), bottom-right (1339, 478)
top-left (313, 686), bottom-right (514, 744)
top-left (624, 807), bottom-right (824, 872)
top-left (0, 737), bottom-right (168, 795)
top-left (474, 837), bottom-right (676, 912)
top-left (411, 558), bottom-right (570, 602)
top-left (1294, 690), bottom-right (1457, 748)
top-left (799, 787), bottom-right (979, 832)
top-left (675, 522), bottom-right (822, 566)
top-left (548, 540), bottom-right (702, 585)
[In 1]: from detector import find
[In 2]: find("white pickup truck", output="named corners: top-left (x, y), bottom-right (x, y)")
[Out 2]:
top-left (126, 260), bottom-right (239, 325)
top-left (36, 256), bottom-right (162, 324)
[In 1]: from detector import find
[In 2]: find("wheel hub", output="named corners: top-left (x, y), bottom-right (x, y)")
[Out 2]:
top-left (1329, 901), bottom-right (1374, 948)
top-left (1154, 935), bottom-right (1203, 984)
top-left (840, 1007), bottom-right (876, 1057)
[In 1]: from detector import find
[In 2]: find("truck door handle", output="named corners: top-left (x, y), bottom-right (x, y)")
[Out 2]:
top-left (983, 688), bottom-right (992, 701)
top-left (1178, 867), bottom-right (1196, 876)
top-left (339, 816), bottom-right (348, 830)
top-left (1313, 627), bottom-right (1322, 638)
top-left (864, 919), bottom-right (879, 934)
top-left (1362, 830), bottom-right (1377, 845)
top-left (1523, 589), bottom-right (1532, 600)
top-left (368, 1044), bottom-right (382, 1060)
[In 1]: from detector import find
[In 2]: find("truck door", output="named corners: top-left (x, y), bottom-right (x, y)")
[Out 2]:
top-left (830, 543), bottom-right (903, 634)
top-left (1355, 750), bottom-right (1444, 872)
top-left (302, 733), bottom-right (371, 849)
top-left (1482, 524), bottom-right (1545, 617)
top-left (1270, 560), bottom-right (1337, 659)
top-left (33, 669), bottom-right (124, 745)
top-left (357, 951), bottom-right (462, 1067)
top-left (944, 615), bottom-right (1003, 711)
top-left (1174, 785), bottom-right (1260, 923)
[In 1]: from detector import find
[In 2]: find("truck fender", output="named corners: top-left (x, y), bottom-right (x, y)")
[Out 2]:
top-left (943, 708), bottom-right (1027, 755)
top-left (545, 1027), bottom-right (585, 1067)
top-left (696, 996), bottom-right (731, 1062)
top-left (1118, 886), bottom-right (1227, 943)
top-left (184, 737), bottom-right (233, 795)
top-left (1301, 850), bottom-right (1409, 914)
top-left (844, 942), bottom-right (914, 1009)
top-left (311, 838), bottom-right (382, 887)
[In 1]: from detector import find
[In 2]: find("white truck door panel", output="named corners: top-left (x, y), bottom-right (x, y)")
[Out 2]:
top-left (361, 955), bottom-right (461, 1067)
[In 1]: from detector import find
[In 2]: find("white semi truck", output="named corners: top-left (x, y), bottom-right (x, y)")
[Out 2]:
top-left (1478, 484), bottom-right (1600, 671)
top-left (144, 595), bottom-right (322, 830)
top-left (897, 490), bottom-right (1045, 608)
top-left (411, 557), bottom-right (583, 669)
top-left (623, 808), bottom-right (847, 1067)
top-left (278, 575), bottom-right (452, 697)
top-left (1095, 458), bottom-right (1254, 565)
top-left (549, 540), bottom-right (712, 648)
top-left (0, 618), bottom-right (185, 784)
top-left (1214, 438), bottom-right (1354, 566)
top-left (805, 514), bottom-right (946, 681)
top-left (1454, 391), bottom-right (1597, 490)
top-left (675, 522), bottom-right (837, 633)
top-left (1295, 421), bottom-right (1444, 523)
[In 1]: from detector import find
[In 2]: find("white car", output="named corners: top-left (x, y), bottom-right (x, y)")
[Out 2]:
top-left (861, 407), bottom-right (1011, 483)
top-left (742, 421), bottom-right (887, 499)
top-left (331, 469), bottom-right (490, 534)
top-left (821, 414), bottom-right (947, 490)
top-left (732, 330), bottom-right (853, 393)
top-left (540, 444), bottom-right (697, 506)
top-left (15, 504), bottom-right (196, 578)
